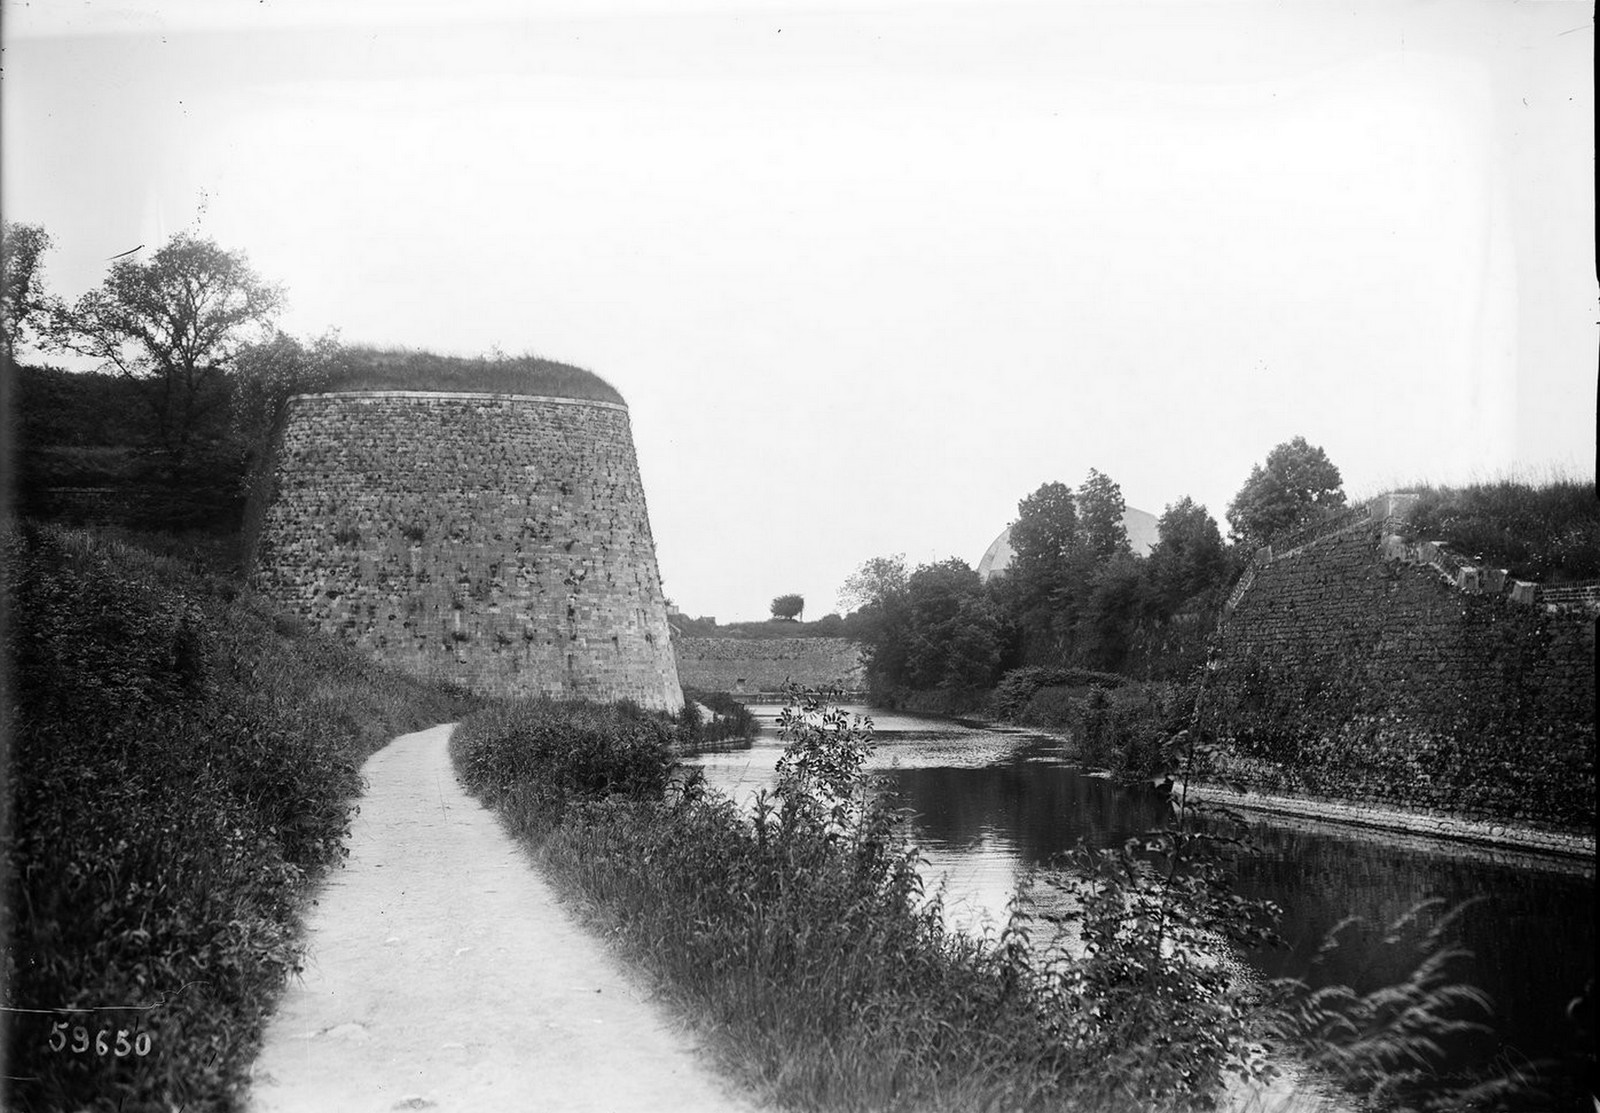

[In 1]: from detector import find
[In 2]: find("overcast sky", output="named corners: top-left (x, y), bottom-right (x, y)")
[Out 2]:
top-left (4, 0), bottom-right (1593, 621)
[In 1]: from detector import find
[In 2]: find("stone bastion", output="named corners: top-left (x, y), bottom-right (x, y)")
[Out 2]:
top-left (248, 389), bottom-right (683, 711)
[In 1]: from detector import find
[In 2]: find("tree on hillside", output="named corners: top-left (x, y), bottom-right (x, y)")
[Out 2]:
top-left (1148, 496), bottom-right (1229, 613)
top-left (1010, 481), bottom-right (1079, 584)
top-left (49, 233), bottom-right (284, 466)
top-left (1226, 436), bottom-right (1346, 548)
top-left (838, 554), bottom-right (908, 613)
top-left (1077, 468), bottom-right (1131, 560)
top-left (771, 593), bottom-right (805, 621)
top-left (2, 222), bottom-right (54, 361)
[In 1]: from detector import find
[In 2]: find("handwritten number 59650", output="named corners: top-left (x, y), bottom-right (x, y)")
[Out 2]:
top-left (47, 1021), bottom-right (152, 1056)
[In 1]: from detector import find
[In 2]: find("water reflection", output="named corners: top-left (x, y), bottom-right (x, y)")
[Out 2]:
top-left (688, 703), bottom-right (1595, 1109)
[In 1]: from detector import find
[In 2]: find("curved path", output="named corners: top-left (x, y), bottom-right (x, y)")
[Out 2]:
top-left (248, 723), bottom-right (759, 1113)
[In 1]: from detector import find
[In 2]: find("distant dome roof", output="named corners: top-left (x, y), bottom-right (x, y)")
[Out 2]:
top-left (319, 346), bottom-right (625, 404)
top-left (977, 505), bottom-right (1160, 581)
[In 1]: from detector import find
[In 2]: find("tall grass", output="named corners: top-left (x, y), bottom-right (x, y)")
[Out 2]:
top-left (316, 345), bottom-right (626, 404)
top-left (2, 522), bottom-right (480, 1112)
top-left (452, 689), bottom-right (1531, 1112)
top-left (1382, 477), bottom-right (1598, 583)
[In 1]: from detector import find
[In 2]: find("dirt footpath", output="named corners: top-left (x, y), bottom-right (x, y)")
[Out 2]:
top-left (248, 723), bottom-right (759, 1113)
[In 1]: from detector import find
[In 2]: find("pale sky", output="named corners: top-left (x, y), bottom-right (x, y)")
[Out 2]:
top-left (3, 0), bottom-right (1593, 621)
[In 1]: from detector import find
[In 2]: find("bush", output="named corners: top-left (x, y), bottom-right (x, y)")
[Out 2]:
top-left (3, 522), bottom-right (480, 1112)
top-left (1403, 478), bottom-right (1600, 583)
top-left (679, 687), bottom-right (760, 747)
top-left (452, 698), bottom-right (676, 838)
top-left (993, 666), bottom-right (1126, 722)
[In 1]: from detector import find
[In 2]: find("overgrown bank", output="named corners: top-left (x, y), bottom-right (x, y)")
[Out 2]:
top-left (452, 692), bottom-right (1533, 1113)
top-left (2, 523), bottom-right (481, 1112)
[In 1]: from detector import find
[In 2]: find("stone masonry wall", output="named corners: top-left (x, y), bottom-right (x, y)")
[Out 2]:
top-left (1211, 504), bottom-right (1594, 831)
top-left (250, 391), bottom-right (682, 711)
top-left (674, 637), bottom-right (865, 695)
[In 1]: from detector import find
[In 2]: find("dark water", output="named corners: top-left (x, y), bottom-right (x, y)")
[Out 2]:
top-left (690, 705), bottom-right (1596, 1110)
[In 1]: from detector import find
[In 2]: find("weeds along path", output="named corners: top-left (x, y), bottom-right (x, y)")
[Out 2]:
top-left (248, 723), bottom-right (759, 1113)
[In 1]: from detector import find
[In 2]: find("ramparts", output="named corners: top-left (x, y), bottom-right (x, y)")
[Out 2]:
top-left (249, 390), bottom-right (682, 711)
top-left (674, 637), bottom-right (865, 696)
top-left (1210, 495), bottom-right (1595, 831)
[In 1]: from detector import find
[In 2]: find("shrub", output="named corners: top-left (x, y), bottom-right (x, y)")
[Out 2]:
top-left (1403, 478), bottom-right (1600, 583)
top-left (451, 698), bottom-right (676, 837)
top-left (3, 522), bottom-right (480, 1112)
top-left (678, 687), bottom-right (759, 747)
top-left (993, 666), bottom-right (1127, 722)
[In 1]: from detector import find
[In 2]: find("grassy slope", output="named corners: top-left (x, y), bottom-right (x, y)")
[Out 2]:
top-left (2, 522), bottom-right (480, 1112)
top-left (1397, 479), bottom-right (1599, 583)
top-left (321, 346), bottom-right (626, 404)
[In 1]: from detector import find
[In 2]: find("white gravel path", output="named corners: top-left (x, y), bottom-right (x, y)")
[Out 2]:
top-left (248, 723), bottom-right (759, 1113)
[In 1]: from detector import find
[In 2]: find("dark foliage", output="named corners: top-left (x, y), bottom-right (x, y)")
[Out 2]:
top-left (1403, 479), bottom-right (1599, 583)
top-left (769, 593), bottom-right (805, 621)
top-left (679, 687), bottom-right (760, 747)
top-left (1226, 436), bottom-right (1346, 549)
top-left (2, 523), bottom-right (479, 1112)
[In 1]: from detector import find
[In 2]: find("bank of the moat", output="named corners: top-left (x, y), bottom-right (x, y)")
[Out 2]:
top-left (691, 705), bottom-right (1595, 1113)
top-left (961, 713), bottom-right (1595, 861)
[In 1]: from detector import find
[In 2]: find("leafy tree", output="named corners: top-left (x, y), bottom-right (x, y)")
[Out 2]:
top-left (770, 593), bottom-right (805, 621)
top-left (1007, 482), bottom-right (1081, 662)
top-left (837, 554), bottom-right (908, 613)
top-left (232, 329), bottom-right (347, 455)
top-left (49, 233), bottom-right (284, 466)
top-left (1077, 468), bottom-right (1131, 560)
top-left (1226, 435), bottom-right (1346, 548)
top-left (1147, 496), bottom-right (1229, 613)
top-left (2, 221), bottom-right (54, 361)
top-left (1073, 553), bottom-right (1151, 672)
top-left (1010, 481), bottom-right (1078, 585)
top-left (839, 555), bottom-right (912, 694)
top-left (903, 559), bottom-right (1003, 692)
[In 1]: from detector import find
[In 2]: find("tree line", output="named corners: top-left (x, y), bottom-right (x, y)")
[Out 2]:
top-left (839, 440), bottom-right (1347, 703)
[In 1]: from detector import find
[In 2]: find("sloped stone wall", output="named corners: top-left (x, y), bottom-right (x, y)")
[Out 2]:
top-left (250, 391), bottom-right (682, 711)
top-left (674, 637), bottom-right (865, 695)
top-left (1211, 509), bottom-right (1594, 830)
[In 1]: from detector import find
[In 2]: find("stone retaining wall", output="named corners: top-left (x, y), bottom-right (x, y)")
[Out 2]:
top-left (1211, 496), bottom-right (1594, 831)
top-left (249, 391), bottom-right (682, 710)
top-left (1184, 784), bottom-right (1595, 862)
top-left (674, 636), bottom-right (865, 695)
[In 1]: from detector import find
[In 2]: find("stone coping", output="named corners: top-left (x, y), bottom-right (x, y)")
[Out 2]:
top-left (288, 390), bottom-right (629, 411)
top-left (1183, 783), bottom-right (1596, 865)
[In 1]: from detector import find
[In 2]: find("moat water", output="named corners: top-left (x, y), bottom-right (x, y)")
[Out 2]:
top-left (688, 704), bottom-right (1596, 1112)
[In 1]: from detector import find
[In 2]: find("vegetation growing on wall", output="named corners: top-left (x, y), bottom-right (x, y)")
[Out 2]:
top-left (1400, 478), bottom-right (1599, 583)
top-left (314, 345), bottom-right (625, 403)
top-left (2, 523), bottom-right (480, 1112)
